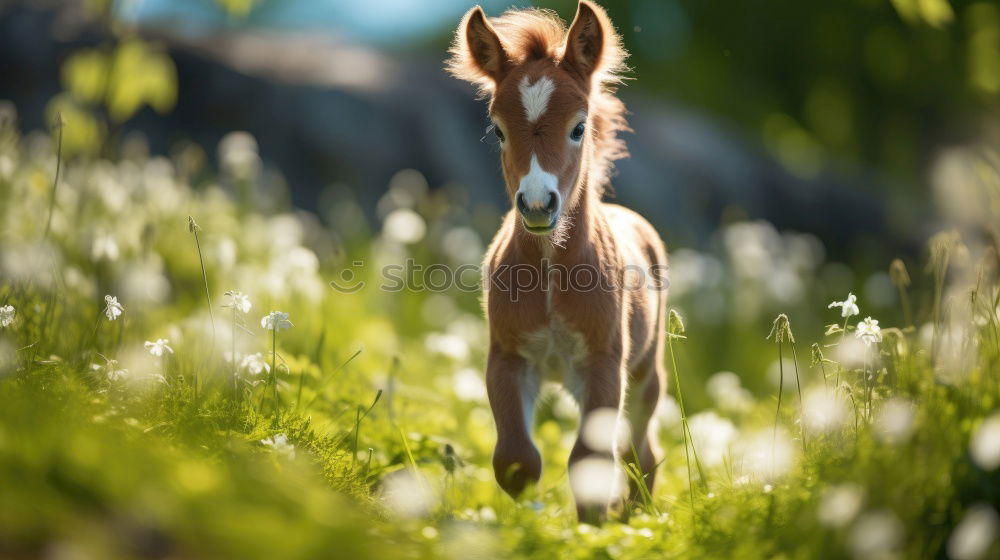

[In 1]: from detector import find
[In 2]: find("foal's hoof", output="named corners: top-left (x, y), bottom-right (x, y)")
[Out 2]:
top-left (493, 447), bottom-right (542, 497)
top-left (495, 461), bottom-right (541, 497)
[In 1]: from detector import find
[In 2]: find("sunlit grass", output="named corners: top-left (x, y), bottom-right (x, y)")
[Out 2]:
top-left (0, 120), bottom-right (997, 559)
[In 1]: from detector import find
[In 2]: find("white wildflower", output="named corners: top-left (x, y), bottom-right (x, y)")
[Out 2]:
top-left (382, 208), bottom-right (426, 244)
top-left (261, 433), bottom-right (296, 459)
top-left (103, 295), bottom-right (124, 321)
top-left (688, 411), bottom-right (738, 468)
top-left (92, 234), bottom-right (120, 262)
top-left (706, 371), bottom-right (754, 414)
top-left (818, 483), bottom-right (865, 528)
top-left (802, 386), bottom-right (849, 434)
top-left (849, 510), bottom-right (903, 559)
top-left (382, 469), bottom-right (436, 518)
top-left (733, 427), bottom-right (796, 482)
top-left (828, 292), bottom-right (860, 318)
top-left (970, 412), bottom-right (1000, 471)
top-left (855, 316), bottom-right (882, 346)
top-left (875, 398), bottom-right (915, 445)
top-left (0, 305), bottom-right (14, 327)
top-left (224, 290), bottom-right (252, 314)
top-left (581, 407), bottom-right (630, 454)
top-left (240, 352), bottom-right (270, 376)
top-left (104, 359), bottom-right (129, 382)
top-left (452, 367), bottom-right (487, 402)
top-left (569, 456), bottom-right (625, 506)
top-left (947, 503), bottom-right (999, 560)
top-left (144, 338), bottom-right (174, 357)
top-left (260, 311), bottom-right (292, 331)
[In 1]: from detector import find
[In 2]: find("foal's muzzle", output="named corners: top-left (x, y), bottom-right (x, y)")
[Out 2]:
top-left (516, 190), bottom-right (560, 233)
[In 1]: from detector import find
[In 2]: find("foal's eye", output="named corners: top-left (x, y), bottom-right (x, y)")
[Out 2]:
top-left (493, 125), bottom-right (506, 143)
top-left (570, 122), bottom-right (586, 142)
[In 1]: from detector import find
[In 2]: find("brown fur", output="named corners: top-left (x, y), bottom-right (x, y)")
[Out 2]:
top-left (447, 1), bottom-right (667, 524)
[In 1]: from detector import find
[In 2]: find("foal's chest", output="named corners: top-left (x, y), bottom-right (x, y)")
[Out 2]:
top-left (516, 316), bottom-right (589, 383)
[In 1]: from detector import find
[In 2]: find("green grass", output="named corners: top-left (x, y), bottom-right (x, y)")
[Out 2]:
top-left (0, 124), bottom-right (997, 559)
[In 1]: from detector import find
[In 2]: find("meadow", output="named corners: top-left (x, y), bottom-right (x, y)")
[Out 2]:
top-left (0, 109), bottom-right (998, 559)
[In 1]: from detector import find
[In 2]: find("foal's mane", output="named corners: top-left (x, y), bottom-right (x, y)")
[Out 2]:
top-left (447, 7), bottom-right (630, 197)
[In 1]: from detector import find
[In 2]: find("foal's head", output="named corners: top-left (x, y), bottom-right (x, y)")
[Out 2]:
top-left (448, 1), bottom-right (628, 239)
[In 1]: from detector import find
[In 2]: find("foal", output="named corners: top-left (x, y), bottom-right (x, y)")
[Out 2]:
top-left (448, 1), bottom-right (668, 523)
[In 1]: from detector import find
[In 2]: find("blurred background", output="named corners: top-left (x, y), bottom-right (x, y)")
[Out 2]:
top-left (1, 0), bottom-right (998, 394)
top-left (4, 0), bottom-right (998, 250)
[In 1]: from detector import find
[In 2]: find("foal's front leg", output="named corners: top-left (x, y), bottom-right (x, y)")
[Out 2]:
top-left (569, 350), bottom-right (626, 524)
top-left (486, 346), bottom-right (542, 497)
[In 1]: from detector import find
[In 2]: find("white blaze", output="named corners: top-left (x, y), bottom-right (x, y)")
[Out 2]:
top-left (519, 75), bottom-right (554, 123)
top-left (517, 155), bottom-right (559, 210)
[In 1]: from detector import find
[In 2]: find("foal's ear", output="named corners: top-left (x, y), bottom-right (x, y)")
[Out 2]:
top-left (447, 6), bottom-right (510, 90)
top-left (563, 1), bottom-right (616, 80)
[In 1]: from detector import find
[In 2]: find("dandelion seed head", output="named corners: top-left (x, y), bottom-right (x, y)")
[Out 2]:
top-left (424, 332), bottom-right (469, 361)
top-left (121, 256), bottom-right (171, 304)
top-left (91, 233), bottom-right (120, 262)
top-left (733, 428), bottom-right (796, 482)
top-left (849, 510), bottom-right (903, 559)
top-left (441, 226), bottom-right (484, 264)
top-left (706, 371), bottom-right (754, 414)
top-left (818, 483), bottom-right (865, 528)
top-left (688, 411), bottom-right (738, 468)
top-left (452, 367), bottom-right (487, 402)
top-left (654, 395), bottom-right (681, 429)
top-left (875, 398), bottom-right (915, 445)
top-left (219, 131), bottom-right (261, 179)
top-left (947, 503), bottom-right (999, 560)
top-left (382, 469), bottom-right (436, 518)
top-left (581, 407), bottom-right (630, 454)
top-left (970, 412), bottom-right (1000, 471)
top-left (833, 335), bottom-right (869, 369)
top-left (569, 457), bottom-right (624, 506)
top-left (383, 208), bottom-right (426, 245)
top-left (803, 386), bottom-right (849, 434)
top-left (1, 242), bottom-right (61, 289)
top-left (0, 305), bottom-right (14, 328)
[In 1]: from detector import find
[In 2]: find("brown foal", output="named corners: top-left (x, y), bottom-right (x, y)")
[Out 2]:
top-left (447, 0), bottom-right (668, 523)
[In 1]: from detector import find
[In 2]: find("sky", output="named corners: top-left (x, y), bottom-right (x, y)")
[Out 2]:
top-left (116, 0), bottom-right (521, 44)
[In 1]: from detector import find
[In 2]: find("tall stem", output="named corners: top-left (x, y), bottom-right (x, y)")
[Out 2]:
top-left (773, 341), bottom-right (784, 447)
top-left (189, 217), bottom-right (215, 399)
top-left (43, 115), bottom-right (63, 241)
top-left (790, 343), bottom-right (806, 452)
top-left (271, 328), bottom-right (278, 414)
top-left (668, 335), bottom-right (698, 519)
top-left (232, 307), bottom-right (238, 400)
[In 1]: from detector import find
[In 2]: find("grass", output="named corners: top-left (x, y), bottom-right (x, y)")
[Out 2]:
top-left (0, 123), bottom-right (998, 559)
